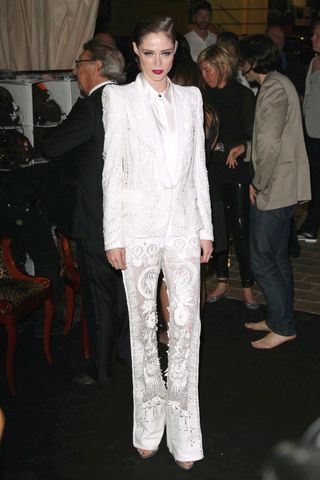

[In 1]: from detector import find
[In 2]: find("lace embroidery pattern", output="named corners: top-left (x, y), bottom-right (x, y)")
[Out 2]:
top-left (123, 236), bottom-right (203, 458)
top-left (101, 83), bottom-right (213, 250)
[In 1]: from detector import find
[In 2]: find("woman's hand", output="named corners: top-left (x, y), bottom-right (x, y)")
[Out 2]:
top-left (106, 248), bottom-right (127, 270)
top-left (200, 240), bottom-right (213, 264)
top-left (226, 144), bottom-right (245, 169)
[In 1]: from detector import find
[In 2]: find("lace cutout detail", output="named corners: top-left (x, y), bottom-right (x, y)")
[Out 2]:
top-left (123, 235), bottom-right (203, 459)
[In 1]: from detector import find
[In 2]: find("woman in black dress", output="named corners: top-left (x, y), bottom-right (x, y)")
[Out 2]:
top-left (198, 44), bottom-right (259, 308)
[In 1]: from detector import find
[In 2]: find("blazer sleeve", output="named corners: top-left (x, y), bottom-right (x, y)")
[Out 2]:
top-left (41, 98), bottom-right (95, 157)
top-left (102, 86), bottom-right (125, 250)
top-left (252, 78), bottom-right (288, 192)
top-left (193, 88), bottom-right (213, 241)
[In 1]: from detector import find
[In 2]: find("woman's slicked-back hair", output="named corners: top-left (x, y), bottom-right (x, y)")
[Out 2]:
top-left (238, 34), bottom-right (281, 74)
top-left (133, 16), bottom-right (177, 46)
top-left (197, 44), bottom-right (238, 85)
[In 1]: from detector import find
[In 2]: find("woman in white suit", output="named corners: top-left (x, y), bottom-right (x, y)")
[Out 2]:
top-left (102, 16), bottom-right (213, 470)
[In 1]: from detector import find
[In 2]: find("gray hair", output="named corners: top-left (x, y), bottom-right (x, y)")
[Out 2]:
top-left (83, 38), bottom-right (126, 83)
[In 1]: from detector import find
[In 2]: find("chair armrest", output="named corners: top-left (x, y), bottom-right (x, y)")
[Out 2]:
top-left (1, 238), bottom-right (51, 288)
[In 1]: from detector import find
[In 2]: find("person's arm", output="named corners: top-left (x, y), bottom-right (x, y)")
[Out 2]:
top-left (41, 98), bottom-right (95, 158)
top-left (252, 78), bottom-right (288, 192)
top-left (102, 86), bottom-right (126, 266)
top-left (192, 88), bottom-right (213, 261)
top-left (226, 86), bottom-right (256, 168)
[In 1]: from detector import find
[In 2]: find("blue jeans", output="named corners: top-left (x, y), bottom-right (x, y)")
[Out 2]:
top-left (250, 204), bottom-right (296, 336)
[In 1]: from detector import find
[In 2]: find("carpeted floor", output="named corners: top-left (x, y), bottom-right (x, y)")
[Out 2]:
top-left (1, 299), bottom-right (320, 480)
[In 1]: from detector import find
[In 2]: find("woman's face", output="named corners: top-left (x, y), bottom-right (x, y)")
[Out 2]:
top-left (133, 32), bottom-right (177, 91)
top-left (200, 61), bottom-right (225, 88)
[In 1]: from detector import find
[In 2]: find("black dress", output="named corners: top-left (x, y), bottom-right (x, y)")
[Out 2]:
top-left (205, 79), bottom-right (256, 287)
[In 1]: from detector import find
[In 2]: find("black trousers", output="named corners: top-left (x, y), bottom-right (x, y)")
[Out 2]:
top-left (76, 235), bottom-right (130, 384)
top-left (299, 135), bottom-right (320, 236)
top-left (212, 182), bottom-right (254, 288)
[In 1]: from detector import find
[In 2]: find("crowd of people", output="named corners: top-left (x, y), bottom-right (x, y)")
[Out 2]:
top-left (1, 0), bottom-right (319, 471)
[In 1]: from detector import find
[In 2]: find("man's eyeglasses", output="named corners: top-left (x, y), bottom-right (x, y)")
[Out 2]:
top-left (74, 58), bottom-right (94, 67)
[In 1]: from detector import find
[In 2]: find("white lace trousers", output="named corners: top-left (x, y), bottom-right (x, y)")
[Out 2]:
top-left (122, 235), bottom-right (203, 462)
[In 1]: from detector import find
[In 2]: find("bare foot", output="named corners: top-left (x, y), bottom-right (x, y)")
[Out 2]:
top-left (244, 321), bottom-right (271, 332)
top-left (158, 331), bottom-right (169, 346)
top-left (137, 448), bottom-right (156, 459)
top-left (251, 332), bottom-right (296, 349)
top-left (176, 460), bottom-right (194, 470)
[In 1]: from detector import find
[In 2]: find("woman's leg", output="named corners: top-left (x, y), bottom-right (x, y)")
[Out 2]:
top-left (122, 238), bottom-right (166, 451)
top-left (208, 183), bottom-right (230, 300)
top-left (162, 235), bottom-right (203, 462)
top-left (222, 183), bottom-right (257, 304)
top-left (158, 277), bottom-right (170, 346)
top-left (160, 264), bottom-right (207, 345)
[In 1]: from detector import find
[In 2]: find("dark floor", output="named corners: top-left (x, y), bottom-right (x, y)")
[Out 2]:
top-left (1, 299), bottom-right (320, 480)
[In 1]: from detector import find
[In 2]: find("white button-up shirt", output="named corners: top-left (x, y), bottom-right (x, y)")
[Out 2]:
top-left (142, 76), bottom-right (178, 187)
top-left (185, 30), bottom-right (217, 62)
top-left (89, 81), bottom-right (114, 96)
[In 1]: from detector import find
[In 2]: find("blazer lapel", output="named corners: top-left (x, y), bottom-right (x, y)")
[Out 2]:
top-left (171, 85), bottom-right (185, 185)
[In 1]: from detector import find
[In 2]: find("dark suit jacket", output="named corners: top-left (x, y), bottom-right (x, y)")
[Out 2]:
top-left (42, 85), bottom-right (106, 241)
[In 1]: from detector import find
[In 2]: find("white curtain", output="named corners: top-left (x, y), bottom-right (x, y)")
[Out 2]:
top-left (0, 0), bottom-right (99, 70)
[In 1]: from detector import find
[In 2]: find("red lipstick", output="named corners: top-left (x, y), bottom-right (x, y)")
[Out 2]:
top-left (152, 70), bottom-right (164, 75)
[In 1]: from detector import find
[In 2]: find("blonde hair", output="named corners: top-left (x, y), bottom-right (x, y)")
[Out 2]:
top-left (197, 44), bottom-right (237, 85)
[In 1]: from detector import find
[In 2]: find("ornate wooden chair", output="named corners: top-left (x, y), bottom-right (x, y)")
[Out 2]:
top-left (57, 233), bottom-right (90, 359)
top-left (0, 237), bottom-right (54, 394)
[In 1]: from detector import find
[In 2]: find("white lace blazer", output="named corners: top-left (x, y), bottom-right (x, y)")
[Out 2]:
top-left (102, 74), bottom-right (213, 250)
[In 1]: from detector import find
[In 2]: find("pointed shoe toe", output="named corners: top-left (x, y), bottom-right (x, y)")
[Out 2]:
top-left (206, 291), bottom-right (228, 303)
top-left (244, 301), bottom-right (260, 310)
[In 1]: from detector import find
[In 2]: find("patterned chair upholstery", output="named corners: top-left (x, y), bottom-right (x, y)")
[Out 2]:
top-left (0, 237), bottom-right (54, 394)
top-left (57, 233), bottom-right (90, 359)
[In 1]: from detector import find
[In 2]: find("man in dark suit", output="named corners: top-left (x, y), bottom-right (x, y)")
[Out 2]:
top-left (42, 38), bottom-right (130, 385)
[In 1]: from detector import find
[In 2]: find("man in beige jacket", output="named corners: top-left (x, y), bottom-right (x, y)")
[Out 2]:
top-left (239, 35), bottom-right (311, 349)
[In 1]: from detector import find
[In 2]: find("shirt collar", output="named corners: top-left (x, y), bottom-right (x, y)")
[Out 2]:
top-left (89, 80), bottom-right (115, 96)
top-left (140, 74), bottom-right (173, 106)
top-left (191, 30), bottom-right (214, 41)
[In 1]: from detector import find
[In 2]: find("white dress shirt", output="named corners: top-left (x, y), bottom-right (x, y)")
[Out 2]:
top-left (89, 81), bottom-right (114, 96)
top-left (184, 30), bottom-right (217, 62)
top-left (142, 76), bottom-right (178, 187)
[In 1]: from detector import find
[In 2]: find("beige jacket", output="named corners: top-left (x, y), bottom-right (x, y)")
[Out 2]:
top-left (252, 71), bottom-right (311, 210)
